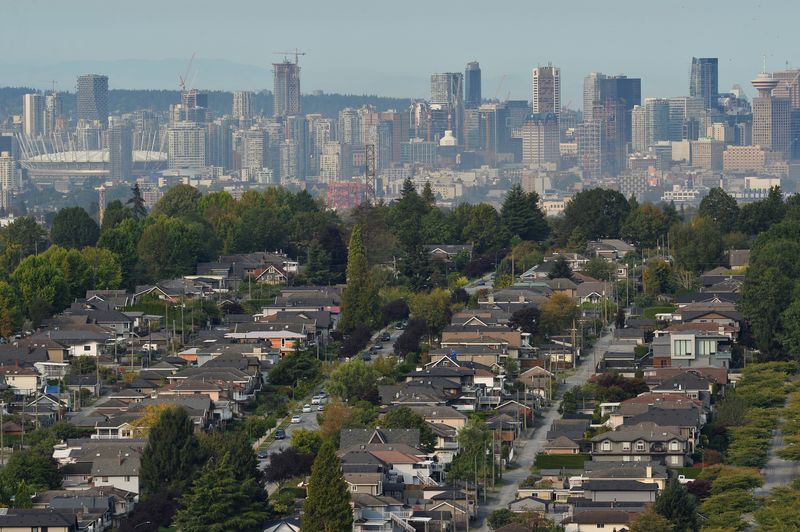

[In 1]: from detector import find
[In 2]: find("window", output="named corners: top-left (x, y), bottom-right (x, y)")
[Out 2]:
top-left (670, 441), bottom-right (681, 451)
top-left (102, 476), bottom-right (109, 482)
top-left (673, 339), bottom-right (692, 357)
top-left (698, 340), bottom-right (717, 356)
top-left (601, 440), bottom-right (611, 451)
top-left (622, 442), bottom-right (631, 451)
top-left (635, 441), bottom-right (646, 452)
top-left (352, 486), bottom-right (358, 492)
top-left (84, 345), bottom-right (91, 351)
top-left (125, 476), bottom-right (131, 482)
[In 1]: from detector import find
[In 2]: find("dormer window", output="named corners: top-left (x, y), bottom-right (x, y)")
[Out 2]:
top-left (635, 441), bottom-right (646, 452)
top-left (602, 440), bottom-right (611, 451)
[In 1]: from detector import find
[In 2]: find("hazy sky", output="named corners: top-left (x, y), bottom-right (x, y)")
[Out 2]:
top-left (4, 0), bottom-right (796, 105)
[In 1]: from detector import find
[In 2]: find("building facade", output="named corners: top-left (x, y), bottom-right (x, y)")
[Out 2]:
top-left (532, 65), bottom-right (561, 117)
top-left (77, 74), bottom-right (109, 125)
top-left (690, 57), bottom-right (719, 109)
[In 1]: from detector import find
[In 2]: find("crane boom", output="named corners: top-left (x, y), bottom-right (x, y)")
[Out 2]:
top-left (272, 49), bottom-right (306, 64)
top-left (179, 52), bottom-right (196, 92)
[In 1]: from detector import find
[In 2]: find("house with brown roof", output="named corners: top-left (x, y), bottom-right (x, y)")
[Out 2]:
top-left (563, 508), bottom-right (631, 532)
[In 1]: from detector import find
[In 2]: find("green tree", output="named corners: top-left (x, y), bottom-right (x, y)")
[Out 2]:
top-left (2, 447), bottom-right (62, 490)
top-left (464, 203), bottom-right (507, 253)
top-left (198, 431), bottom-right (259, 482)
top-left (50, 206), bottom-right (99, 249)
top-left (560, 188), bottom-right (630, 241)
top-left (500, 184), bottom-right (549, 242)
top-left (409, 288), bottom-right (451, 335)
top-left (547, 256), bottom-right (573, 279)
top-left (98, 217), bottom-right (142, 287)
top-left (267, 351), bottom-right (321, 386)
top-left (40, 246), bottom-right (91, 301)
top-left (339, 225), bottom-right (379, 332)
top-left (539, 293), bottom-right (579, 336)
top-left (140, 407), bottom-right (205, 496)
top-left (449, 420), bottom-right (492, 481)
top-left (100, 199), bottom-right (133, 231)
top-left (381, 407), bottom-right (436, 452)
top-left (738, 185), bottom-right (786, 234)
top-left (0, 280), bottom-right (23, 336)
top-left (137, 216), bottom-right (215, 281)
top-left (150, 183), bottom-right (202, 219)
top-left (629, 504), bottom-right (674, 532)
top-left (12, 254), bottom-right (69, 317)
top-left (292, 428), bottom-right (324, 455)
top-left (173, 454), bottom-right (268, 532)
top-left (487, 509), bottom-right (517, 530)
top-left (699, 187), bottom-right (739, 230)
top-left (327, 358), bottom-right (379, 403)
top-left (1, 216), bottom-right (48, 263)
top-left (620, 203), bottom-right (671, 249)
top-left (643, 259), bottom-right (675, 296)
top-left (509, 306), bottom-right (541, 337)
top-left (583, 257), bottom-right (615, 281)
top-left (81, 246), bottom-right (123, 290)
top-left (302, 440), bottom-right (352, 532)
top-left (740, 221), bottom-right (800, 355)
top-left (303, 239), bottom-right (331, 285)
top-left (669, 217), bottom-right (725, 273)
top-left (421, 181), bottom-right (436, 207)
top-left (654, 478), bottom-right (699, 532)
top-left (390, 180), bottom-right (433, 289)
top-left (127, 183), bottom-right (148, 219)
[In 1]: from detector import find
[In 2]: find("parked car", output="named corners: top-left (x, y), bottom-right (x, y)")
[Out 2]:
top-left (381, 332), bottom-right (391, 341)
top-left (317, 404), bottom-right (325, 411)
top-left (311, 395), bottom-right (321, 405)
top-left (257, 449), bottom-right (269, 459)
top-left (291, 415), bottom-right (301, 423)
top-left (274, 429), bottom-right (286, 440)
top-left (362, 353), bottom-right (372, 362)
top-left (302, 404), bottom-right (312, 413)
top-left (395, 322), bottom-right (405, 330)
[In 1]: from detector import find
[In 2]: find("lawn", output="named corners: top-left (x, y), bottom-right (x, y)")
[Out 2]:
top-left (534, 453), bottom-right (590, 469)
top-left (671, 466), bottom-right (701, 479)
top-left (643, 305), bottom-right (677, 319)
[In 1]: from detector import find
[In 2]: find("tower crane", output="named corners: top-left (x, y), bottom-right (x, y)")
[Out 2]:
top-left (273, 49), bottom-right (306, 64)
top-left (179, 52), bottom-right (197, 93)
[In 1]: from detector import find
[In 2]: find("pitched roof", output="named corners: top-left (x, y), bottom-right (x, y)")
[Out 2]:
top-left (340, 428), bottom-right (421, 452)
top-left (567, 509), bottom-right (631, 524)
top-left (582, 480), bottom-right (659, 492)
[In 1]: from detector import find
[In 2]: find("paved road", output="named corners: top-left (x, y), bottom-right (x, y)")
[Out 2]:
top-left (756, 423), bottom-right (800, 496)
top-left (465, 274), bottom-right (494, 295)
top-left (472, 329), bottom-right (613, 530)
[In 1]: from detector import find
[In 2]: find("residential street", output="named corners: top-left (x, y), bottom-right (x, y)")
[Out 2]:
top-left (472, 329), bottom-right (614, 530)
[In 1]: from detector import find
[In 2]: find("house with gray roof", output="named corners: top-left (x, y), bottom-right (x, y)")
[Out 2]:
top-left (591, 422), bottom-right (689, 466)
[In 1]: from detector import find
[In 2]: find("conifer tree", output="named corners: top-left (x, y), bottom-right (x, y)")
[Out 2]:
top-left (654, 479), bottom-right (699, 532)
top-left (140, 407), bottom-right (204, 496)
top-left (173, 454), bottom-right (268, 532)
top-left (339, 225), bottom-right (378, 332)
top-left (302, 440), bottom-right (352, 532)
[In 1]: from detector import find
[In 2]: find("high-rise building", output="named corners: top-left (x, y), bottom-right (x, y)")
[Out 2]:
top-left (167, 122), bottom-right (207, 168)
top-left (752, 71), bottom-right (792, 159)
top-left (207, 119), bottom-right (233, 170)
top-left (773, 69), bottom-right (800, 109)
top-left (338, 108), bottom-right (361, 145)
top-left (667, 97), bottom-right (705, 140)
top-left (241, 128), bottom-right (268, 174)
top-left (430, 73), bottom-right (463, 106)
top-left (520, 113), bottom-right (560, 166)
top-left (273, 61), bottom-right (300, 118)
top-left (43, 92), bottom-right (63, 136)
top-left (631, 105), bottom-right (648, 153)
top-left (108, 120), bottom-right (132, 181)
top-left (23, 93), bottom-right (43, 138)
top-left (576, 121), bottom-right (603, 180)
top-left (233, 91), bottom-right (255, 120)
top-left (585, 74), bottom-right (641, 175)
top-left (0, 151), bottom-right (15, 211)
top-left (532, 65), bottom-right (561, 117)
top-left (465, 62), bottom-right (481, 108)
top-left (77, 74), bottom-right (109, 125)
top-left (645, 98), bottom-right (671, 147)
top-left (690, 58), bottom-right (719, 110)
top-left (583, 73), bottom-right (606, 115)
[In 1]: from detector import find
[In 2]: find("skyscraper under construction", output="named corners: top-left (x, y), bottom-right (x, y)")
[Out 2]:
top-left (273, 61), bottom-right (300, 118)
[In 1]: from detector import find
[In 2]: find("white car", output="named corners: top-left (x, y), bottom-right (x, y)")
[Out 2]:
top-left (302, 404), bottom-right (312, 413)
top-left (317, 404), bottom-right (325, 411)
top-left (311, 395), bottom-right (321, 405)
top-left (291, 415), bottom-right (302, 423)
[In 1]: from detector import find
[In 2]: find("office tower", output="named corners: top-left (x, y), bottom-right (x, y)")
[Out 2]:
top-left (430, 73), bottom-right (463, 105)
top-left (532, 65), bottom-right (561, 117)
top-left (773, 70), bottom-right (800, 109)
top-left (520, 113), bottom-right (560, 166)
top-left (690, 58), bottom-right (719, 110)
top-left (463, 108), bottom-right (481, 151)
top-left (273, 60), bottom-right (300, 118)
top-left (645, 98), bottom-right (671, 147)
top-left (108, 120), bottom-right (133, 181)
top-left (631, 105), bottom-right (647, 153)
top-left (690, 138), bottom-right (724, 171)
top-left (583, 73), bottom-right (606, 115)
top-left (77, 74), bottom-right (109, 125)
top-left (241, 128), bottom-right (268, 174)
top-left (585, 74), bottom-right (641, 175)
top-left (207, 119), bottom-right (233, 170)
top-left (166, 122), bottom-right (207, 168)
top-left (286, 115), bottom-right (308, 179)
top-left (338, 108), bottom-right (361, 145)
top-left (233, 91), bottom-right (255, 120)
top-left (576, 121), bottom-right (602, 179)
top-left (752, 70), bottom-right (791, 158)
top-left (280, 139), bottom-right (299, 181)
top-left (22, 93), bottom-right (43, 138)
top-left (43, 92), bottom-right (63, 136)
top-left (667, 97), bottom-right (705, 140)
top-left (465, 62), bottom-right (481, 108)
top-left (478, 103), bottom-right (512, 164)
top-left (306, 114), bottom-right (334, 176)
top-left (173, 89), bottom-right (208, 124)
top-left (379, 110), bottom-right (409, 164)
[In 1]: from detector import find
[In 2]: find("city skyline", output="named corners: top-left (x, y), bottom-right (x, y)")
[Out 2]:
top-left (2, 0), bottom-right (798, 105)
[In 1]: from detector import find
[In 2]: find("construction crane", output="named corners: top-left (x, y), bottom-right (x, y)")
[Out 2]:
top-left (179, 52), bottom-right (197, 93)
top-left (493, 74), bottom-right (507, 101)
top-left (273, 49), bottom-right (306, 64)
